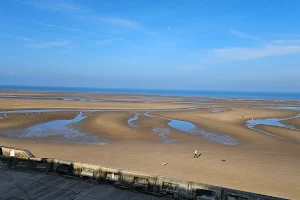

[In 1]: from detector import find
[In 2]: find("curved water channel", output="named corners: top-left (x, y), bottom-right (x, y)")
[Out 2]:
top-left (128, 111), bottom-right (238, 145)
top-left (127, 112), bottom-right (178, 143)
top-left (0, 107), bottom-right (204, 144)
top-left (246, 106), bottom-right (300, 140)
top-left (0, 111), bottom-right (108, 144)
top-left (5, 106), bottom-right (298, 145)
top-left (128, 113), bottom-right (139, 128)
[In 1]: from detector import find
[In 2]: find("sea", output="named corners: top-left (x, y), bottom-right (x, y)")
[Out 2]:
top-left (1, 85), bottom-right (300, 101)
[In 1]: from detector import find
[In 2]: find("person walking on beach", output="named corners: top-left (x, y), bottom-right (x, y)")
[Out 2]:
top-left (194, 149), bottom-right (201, 158)
top-left (194, 149), bottom-right (198, 158)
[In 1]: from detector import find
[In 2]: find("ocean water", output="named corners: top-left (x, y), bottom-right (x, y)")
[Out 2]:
top-left (1, 85), bottom-right (300, 101)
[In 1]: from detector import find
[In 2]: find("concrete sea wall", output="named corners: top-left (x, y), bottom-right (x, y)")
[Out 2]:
top-left (0, 146), bottom-right (288, 200)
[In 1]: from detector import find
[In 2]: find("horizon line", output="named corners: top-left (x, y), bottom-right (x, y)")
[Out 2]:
top-left (0, 85), bottom-right (300, 94)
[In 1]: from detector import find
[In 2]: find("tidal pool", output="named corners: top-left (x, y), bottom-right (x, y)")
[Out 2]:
top-left (264, 106), bottom-right (300, 111)
top-left (246, 106), bottom-right (300, 139)
top-left (1, 112), bottom-right (108, 145)
top-left (246, 114), bottom-right (300, 140)
top-left (145, 112), bottom-right (238, 145)
top-left (168, 120), bottom-right (196, 132)
top-left (63, 98), bottom-right (74, 101)
top-left (167, 119), bottom-right (238, 145)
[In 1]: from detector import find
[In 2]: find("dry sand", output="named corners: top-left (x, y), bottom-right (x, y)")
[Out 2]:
top-left (0, 92), bottom-right (300, 199)
top-left (0, 137), bottom-right (299, 199)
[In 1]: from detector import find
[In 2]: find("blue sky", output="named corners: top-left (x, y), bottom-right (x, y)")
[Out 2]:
top-left (1, 0), bottom-right (300, 92)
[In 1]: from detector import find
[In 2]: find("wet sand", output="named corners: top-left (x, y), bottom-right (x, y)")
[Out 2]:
top-left (0, 91), bottom-right (300, 199)
top-left (282, 118), bottom-right (300, 129)
top-left (0, 98), bottom-right (197, 110)
top-left (0, 111), bottom-right (78, 130)
top-left (76, 112), bottom-right (158, 141)
top-left (257, 125), bottom-right (300, 143)
top-left (153, 107), bottom-right (299, 143)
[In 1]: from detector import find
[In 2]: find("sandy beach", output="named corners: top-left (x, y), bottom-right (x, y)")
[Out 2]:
top-left (1, 91), bottom-right (300, 199)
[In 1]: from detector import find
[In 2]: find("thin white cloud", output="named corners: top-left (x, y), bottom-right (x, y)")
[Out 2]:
top-left (272, 39), bottom-right (300, 45)
top-left (37, 22), bottom-right (96, 35)
top-left (42, 2), bottom-right (86, 13)
top-left (211, 43), bottom-right (300, 61)
top-left (96, 39), bottom-right (116, 45)
top-left (274, 33), bottom-right (300, 38)
top-left (15, 36), bottom-right (34, 41)
top-left (230, 29), bottom-right (260, 40)
top-left (176, 66), bottom-right (206, 70)
top-left (20, 0), bottom-right (87, 13)
top-left (28, 41), bottom-right (69, 49)
top-left (21, 0), bottom-right (143, 30)
top-left (0, 35), bottom-right (34, 42)
top-left (37, 22), bottom-right (131, 42)
top-left (96, 17), bottom-right (142, 30)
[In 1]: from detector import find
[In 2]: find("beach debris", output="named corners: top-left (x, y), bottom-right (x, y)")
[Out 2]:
top-left (162, 163), bottom-right (168, 166)
top-left (221, 159), bottom-right (226, 162)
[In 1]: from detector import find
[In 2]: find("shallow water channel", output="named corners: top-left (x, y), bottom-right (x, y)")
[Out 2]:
top-left (246, 106), bottom-right (300, 139)
top-left (0, 111), bottom-right (108, 144)
top-left (128, 111), bottom-right (238, 145)
top-left (0, 106), bottom-right (250, 145)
